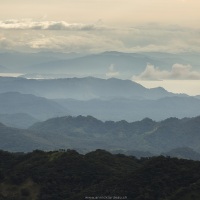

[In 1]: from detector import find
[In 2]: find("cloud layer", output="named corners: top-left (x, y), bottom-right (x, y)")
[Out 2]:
top-left (133, 64), bottom-right (200, 80)
top-left (0, 19), bottom-right (102, 31)
top-left (1, 20), bottom-right (200, 54)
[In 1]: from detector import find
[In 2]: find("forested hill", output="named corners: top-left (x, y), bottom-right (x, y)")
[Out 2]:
top-left (0, 149), bottom-right (200, 200)
top-left (1, 115), bottom-right (200, 154)
top-left (29, 115), bottom-right (200, 154)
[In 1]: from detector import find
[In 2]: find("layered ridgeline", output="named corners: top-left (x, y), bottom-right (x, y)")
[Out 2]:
top-left (1, 51), bottom-right (200, 76)
top-left (1, 77), bottom-right (200, 123)
top-left (1, 149), bottom-right (200, 200)
top-left (0, 77), bottom-right (175, 100)
top-left (0, 113), bottom-right (38, 129)
top-left (29, 115), bottom-right (200, 154)
top-left (1, 115), bottom-right (200, 157)
top-left (0, 92), bottom-right (69, 123)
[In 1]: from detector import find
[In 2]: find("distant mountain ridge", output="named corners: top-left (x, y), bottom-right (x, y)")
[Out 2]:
top-left (14, 51), bottom-right (200, 77)
top-left (1, 77), bottom-right (200, 122)
top-left (1, 51), bottom-right (200, 72)
top-left (0, 113), bottom-right (39, 128)
top-left (55, 95), bottom-right (200, 121)
top-left (0, 92), bottom-right (69, 120)
top-left (0, 77), bottom-right (178, 100)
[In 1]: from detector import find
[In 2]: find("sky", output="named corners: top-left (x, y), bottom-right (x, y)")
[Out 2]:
top-left (0, 0), bottom-right (200, 95)
top-left (1, 0), bottom-right (200, 53)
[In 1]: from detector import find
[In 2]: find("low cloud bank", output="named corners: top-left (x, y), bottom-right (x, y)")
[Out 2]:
top-left (133, 64), bottom-right (200, 80)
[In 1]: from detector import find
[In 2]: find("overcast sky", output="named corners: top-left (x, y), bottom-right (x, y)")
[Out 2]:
top-left (0, 0), bottom-right (200, 95)
top-left (1, 0), bottom-right (200, 26)
top-left (0, 0), bottom-right (200, 53)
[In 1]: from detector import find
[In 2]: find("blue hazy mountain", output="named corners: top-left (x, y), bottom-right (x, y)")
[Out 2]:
top-left (54, 96), bottom-right (200, 121)
top-left (0, 113), bottom-right (39, 129)
top-left (0, 64), bottom-right (9, 73)
top-left (0, 51), bottom-right (82, 70)
top-left (2, 77), bottom-right (200, 121)
top-left (23, 51), bottom-right (200, 79)
top-left (0, 51), bottom-right (199, 79)
top-left (0, 77), bottom-right (176, 100)
top-left (0, 92), bottom-right (69, 120)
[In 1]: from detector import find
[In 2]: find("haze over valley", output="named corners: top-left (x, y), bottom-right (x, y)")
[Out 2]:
top-left (1, 0), bottom-right (200, 199)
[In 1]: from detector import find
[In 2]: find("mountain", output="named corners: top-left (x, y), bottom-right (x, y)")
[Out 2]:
top-left (0, 64), bottom-right (9, 73)
top-left (25, 51), bottom-right (162, 76)
top-left (0, 92), bottom-right (69, 120)
top-left (55, 96), bottom-right (200, 121)
top-left (1, 51), bottom-right (199, 78)
top-left (29, 115), bottom-right (200, 154)
top-left (23, 51), bottom-right (200, 78)
top-left (0, 122), bottom-right (55, 152)
top-left (163, 147), bottom-right (200, 161)
top-left (1, 114), bottom-right (200, 155)
top-left (0, 113), bottom-right (39, 128)
top-left (0, 77), bottom-right (176, 100)
top-left (1, 149), bottom-right (200, 200)
top-left (195, 95), bottom-right (200, 99)
top-left (2, 77), bottom-right (199, 121)
top-left (0, 51), bottom-right (83, 71)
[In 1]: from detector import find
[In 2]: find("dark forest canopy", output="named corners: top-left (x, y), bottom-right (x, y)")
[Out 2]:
top-left (0, 149), bottom-right (200, 200)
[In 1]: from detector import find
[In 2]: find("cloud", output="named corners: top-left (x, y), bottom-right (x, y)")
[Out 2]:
top-left (27, 33), bottom-right (125, 53)
top-left (0, 19), bottom-right (104, 31)
top-left (1, 21), bottom-right (200, 54)
top-left (106, 64), bottom-right (120, 78)
top-left (132, 64), bottom-right (200, 80)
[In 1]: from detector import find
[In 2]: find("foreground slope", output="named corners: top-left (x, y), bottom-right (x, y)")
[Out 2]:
top-left (0, 149), bottom-right (200, 200)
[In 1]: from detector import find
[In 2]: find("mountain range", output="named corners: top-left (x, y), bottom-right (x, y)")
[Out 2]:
top-left (0, 76), bottom-right (175, 100)
top-left (1, 77), bottom-right (200, 123)
top-left (0, 113), bottom-right (38, 129)
top-left (1, 51), bottom-right (200, 79)
top-left (29, 115), bottom-right (200, 154)
top-left (0, 92), bottom-right (68, 120)
top-left (55, 95), bottom-right (200, 121)
top-left (1, 114), bottom-right (200, 156)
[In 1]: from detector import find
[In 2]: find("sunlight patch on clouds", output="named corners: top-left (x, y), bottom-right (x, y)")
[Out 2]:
top-left (0, 19), bottom-right (104, 31)
top-left (133, 64), bottom-right (200, 80)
